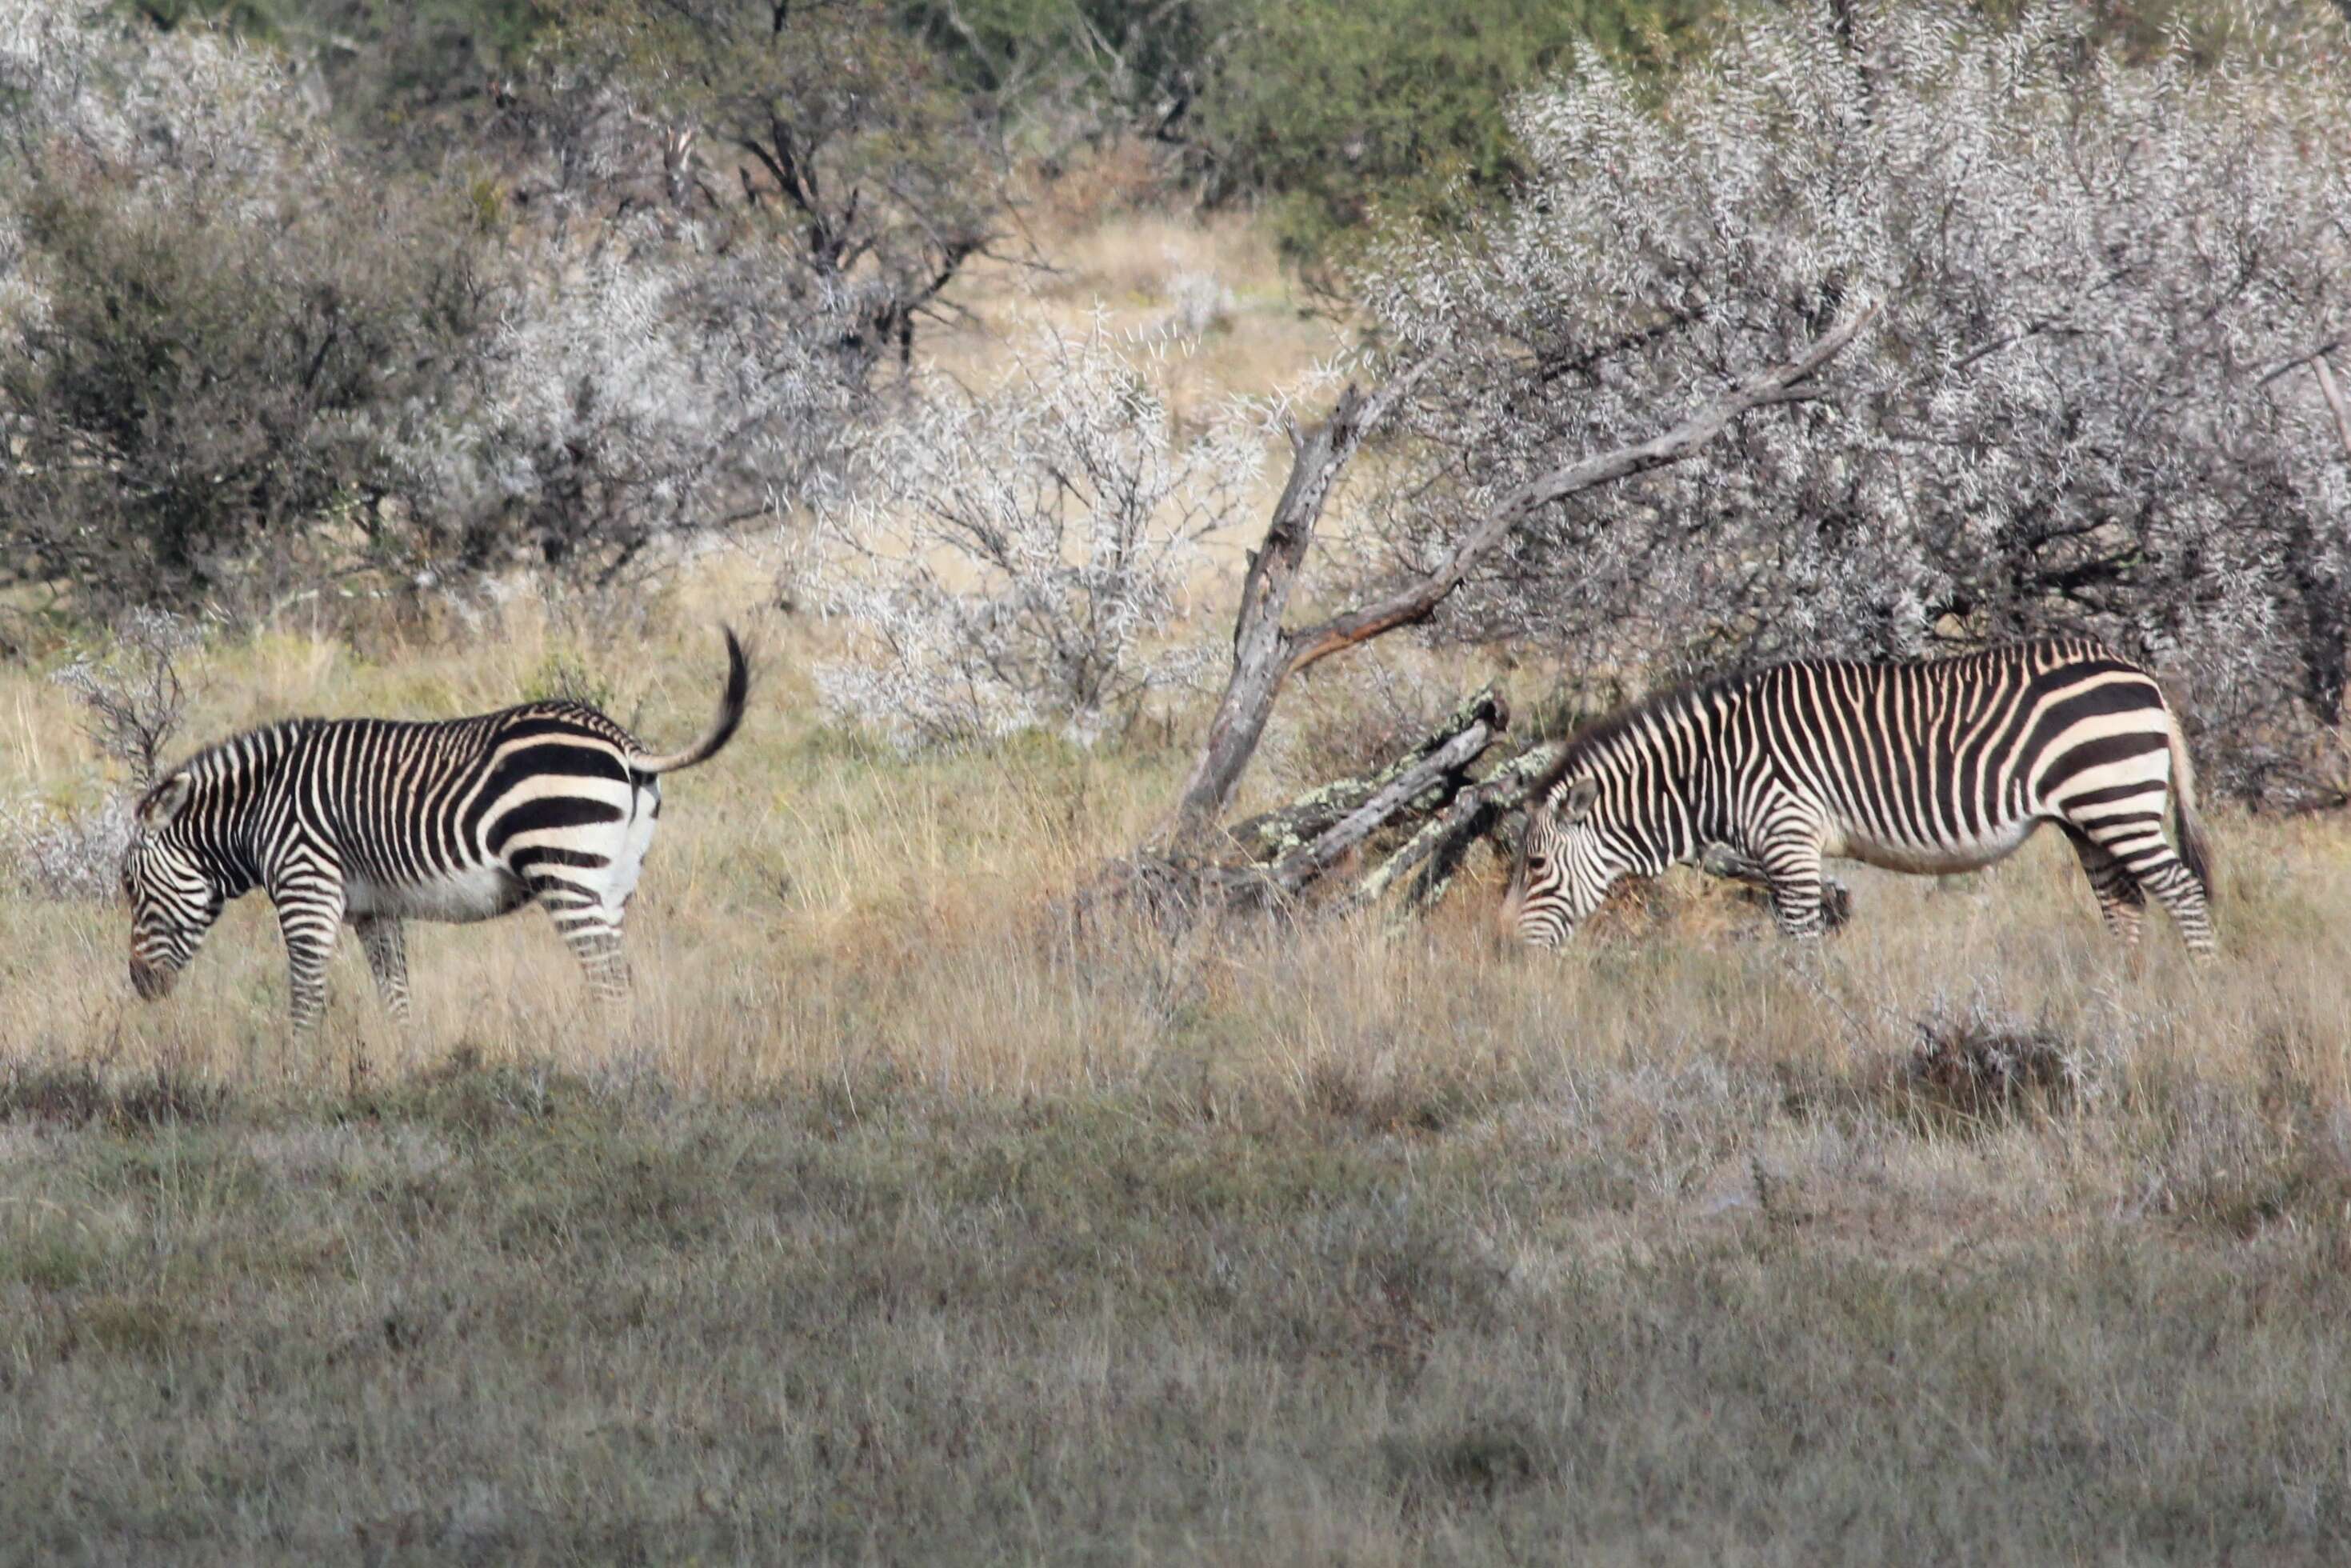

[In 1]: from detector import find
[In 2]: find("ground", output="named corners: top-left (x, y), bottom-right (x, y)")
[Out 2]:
top-left (4, 210), bottom-right (2351, 1563)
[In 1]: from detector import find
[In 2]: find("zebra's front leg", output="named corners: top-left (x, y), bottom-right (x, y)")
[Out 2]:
top-left (271, 881), bottom-right (347, 1038)
top-left (1757, 834), bottom-right (1831, 941)
top-left (354, 915), bottom-right (413, 1025)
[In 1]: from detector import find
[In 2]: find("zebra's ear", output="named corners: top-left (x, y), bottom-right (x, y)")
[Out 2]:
top-left (137, 773), bottom-right (194, 830)
top-left (1558, 776), bottom-right (1601, 825)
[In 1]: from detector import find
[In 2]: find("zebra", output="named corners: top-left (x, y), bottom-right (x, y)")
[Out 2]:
top-left (121, 628), bottom-right (750, 1033)
top-left (1502, 638), bottom-right (2214, 954)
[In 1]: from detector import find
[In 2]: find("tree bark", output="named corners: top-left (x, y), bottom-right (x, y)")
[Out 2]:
top-left (1223, 683), bottom-right (1507, 860)
top-left (1263, 718), bottom-right (1500, 897)
top-left (1341, 736), bottom-right (1563, 918)
top-left (1164, 370), bottom-right (1430, 846)
top-left (1162, 306), bottom-right (1881, 855)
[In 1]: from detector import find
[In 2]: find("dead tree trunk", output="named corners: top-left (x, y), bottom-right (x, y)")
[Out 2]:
top-left (1134, 306), bottom-right (1882, 924)
top-left (1224, 684), bottom-right (1507, 861)
top-left (1339, 735), bottom-right (1564, 917)
top-left (1164, 370), bottom-right (1432, 846)
top-left (1160, 306), bottom-right (1880, 860)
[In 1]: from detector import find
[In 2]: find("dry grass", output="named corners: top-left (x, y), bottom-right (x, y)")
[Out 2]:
top-left (5, 593), bottom-right (2351, 1562)
top-left (7, 211), bottom-right (2351, 1565)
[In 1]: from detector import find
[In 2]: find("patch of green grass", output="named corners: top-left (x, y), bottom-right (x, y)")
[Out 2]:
top-left (2, 1070), bottom-right (2349, 1562)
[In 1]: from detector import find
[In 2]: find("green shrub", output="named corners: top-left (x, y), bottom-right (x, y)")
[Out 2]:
top-left (1190, 0), bottom-right (1707, 266)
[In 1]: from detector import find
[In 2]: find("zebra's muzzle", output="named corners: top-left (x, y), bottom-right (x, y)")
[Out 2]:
top-left (129, 957), bottom-right (175, 1001)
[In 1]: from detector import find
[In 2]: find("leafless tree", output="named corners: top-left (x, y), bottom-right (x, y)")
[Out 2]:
top-left (1162, 308), bottom-right (1877, 853)
top-left (793, 318), bottom-right (1260, 748)
top-left (3, 608), bottom-right (205, 901)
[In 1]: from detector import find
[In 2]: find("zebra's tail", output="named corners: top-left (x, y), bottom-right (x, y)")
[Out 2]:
top-left (2166, 713), bottom-right (2213, 899)
top-left (631, 626), bottom-right (750, 774)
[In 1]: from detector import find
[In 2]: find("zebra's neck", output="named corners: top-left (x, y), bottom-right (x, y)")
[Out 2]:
top-left (1586, 685), bottom-right (1745, 874)
top-left (170, 722), bottom-right (299, 897)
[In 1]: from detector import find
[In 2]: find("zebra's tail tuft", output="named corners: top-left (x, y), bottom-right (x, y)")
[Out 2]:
top-left (632, 626), bottom-right (750, 774)
top-left (2166, 714), bottom-right (2213, 899)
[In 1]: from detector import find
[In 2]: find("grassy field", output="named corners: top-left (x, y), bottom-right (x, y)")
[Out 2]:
top-left (6, 597), bottom-right (2351, 1562)
top-left (6, 215), bottom-right (2351, 1562)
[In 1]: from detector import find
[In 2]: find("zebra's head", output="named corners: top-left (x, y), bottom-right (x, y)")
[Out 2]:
top-left (1504, 774), bottom-right (1611, 949)
top-left (121, 773), bottom-right (222, 1000)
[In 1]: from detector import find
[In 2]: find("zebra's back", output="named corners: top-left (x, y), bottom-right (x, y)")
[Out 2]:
top-left (1738, 638), bottom-right (2171, 872)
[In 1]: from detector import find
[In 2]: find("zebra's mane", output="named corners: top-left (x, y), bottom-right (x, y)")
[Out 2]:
top-left (163, 718), bottom-right (319, 787)
top-left (1525, 666), bottom-right (1752, 807)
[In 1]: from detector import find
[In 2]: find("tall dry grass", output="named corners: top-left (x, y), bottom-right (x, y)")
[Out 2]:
top-left (6, 582), bottom-right (2351, 1562)
top-left (6, 211), bottom-right (2351, 1563)
top-left (5, 586), bottom-right (2345, 1123)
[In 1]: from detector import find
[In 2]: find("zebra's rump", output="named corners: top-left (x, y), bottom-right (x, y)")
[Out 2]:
top-left (301, 707), bottom-right (657, 916)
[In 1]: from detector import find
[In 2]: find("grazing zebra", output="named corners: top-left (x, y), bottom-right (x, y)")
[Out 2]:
top-left (121, 628), bottom-right (750, 1033)
top-left (1503, 638), bottom-right (2214, 954)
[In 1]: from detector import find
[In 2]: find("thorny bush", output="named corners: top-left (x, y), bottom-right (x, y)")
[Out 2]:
top-left (1357, 1), bottom-right (2351, 803)
top-left (793, 318), bottom-right (1262, 749)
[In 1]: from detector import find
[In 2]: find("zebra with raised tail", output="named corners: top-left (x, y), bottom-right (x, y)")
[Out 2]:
top-left (122, 628), bottom-right (750, 1032)
top-left (1503, 638), bottom-right (2214, 954)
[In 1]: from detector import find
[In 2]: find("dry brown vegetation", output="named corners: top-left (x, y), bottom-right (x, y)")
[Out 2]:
top-left (7, 590), bottom-right (2351, 1562)
top-left (6, 213), bottom-right (2351, 1562)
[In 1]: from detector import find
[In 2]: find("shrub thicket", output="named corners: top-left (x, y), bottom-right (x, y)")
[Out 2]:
top-left (1357, 1), bottom-right (2351, 802)
top-left (0, 2), bottom-right (877, 610)
top-left (793, 319), bottom-right (1261, 748)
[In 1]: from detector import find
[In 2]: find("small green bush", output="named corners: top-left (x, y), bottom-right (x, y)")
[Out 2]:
top-left (1190, 0), bottom-right (1707, 266)
top-left (2, 171), bottom-right (484, 613)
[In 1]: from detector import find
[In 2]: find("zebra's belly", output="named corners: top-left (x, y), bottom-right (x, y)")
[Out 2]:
top-left (1826, 816), bottom-right (2040, 876)
top-left (346, 865), bottom-right (530, 923)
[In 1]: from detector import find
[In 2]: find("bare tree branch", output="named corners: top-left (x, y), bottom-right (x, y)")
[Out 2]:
top-left (1161, 362), bottom-right (1434, 846)
top-left (2313, 354), bottom-right (2351, 460)
top-left (1162, 307), bottom-right (1878, 856)
top-left (1264, 718), bottom-right (1500, 896)
top-left (1284, 304), bottom-right (1881, 678)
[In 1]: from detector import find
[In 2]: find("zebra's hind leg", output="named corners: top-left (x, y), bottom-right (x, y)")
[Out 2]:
top-left (2135, 854), bottom-right (2217, 958)
top-left (2059, 826), bottom-right (2146, 947)
top-left (355, 915), bottom-right (413, 1024)
top-left (531, 878), bottom-right (633, 1006)
top-left (2073, 818), bottom-right (2216, 958)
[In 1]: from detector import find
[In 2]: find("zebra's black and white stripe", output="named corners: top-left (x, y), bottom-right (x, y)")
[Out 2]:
top-left (1504, 638), bottom-right (2214, 953)
top-left (122, 628), bottom-right (750, 1033)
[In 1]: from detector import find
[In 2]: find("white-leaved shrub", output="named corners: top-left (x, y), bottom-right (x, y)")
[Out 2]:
top-left (2, 607), bottom-right (203, 901)
top-left (1357, 1), bottom-right (2351, 801)
top-left (1164, 269), bottom-right (1236, 337)
top-left (794, 320), bottom-right (1262, 749)
top-left (1, 2), bottom-right (869, 610)
top-left (402, 232), bottom-right (862, 586)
